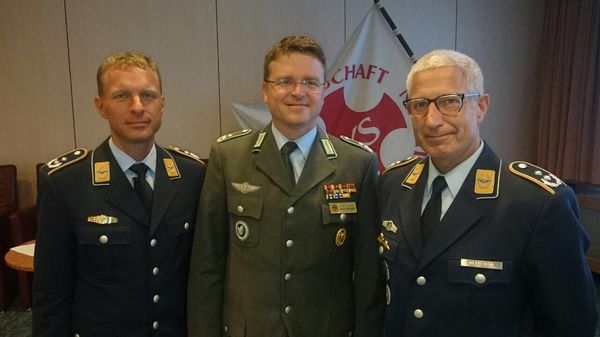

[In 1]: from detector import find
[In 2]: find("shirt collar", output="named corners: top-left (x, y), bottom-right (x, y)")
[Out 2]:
top-left (108, 138), bottom-right (157, 174)
top-left (271, 125), bottom-right (317, 159)
top-left (426, 140), bottom-right (484, 198)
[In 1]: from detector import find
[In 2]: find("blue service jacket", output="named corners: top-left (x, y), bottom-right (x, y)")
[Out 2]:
top-left (33, 140), bottom-right (205, 336)
top-left (379, 143), bottom-right (597, 337)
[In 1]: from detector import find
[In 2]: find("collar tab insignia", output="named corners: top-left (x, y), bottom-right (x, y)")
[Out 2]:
top-left (402, 162), bottom-right (424, 187)
top-left (475, 169), bottom-right (495, 195)
top-left (94, 161), bottom-right (110, 184)
top-left (320, 138), bottom-right (337, 159)
top-left (252, 132), bottom-right (267, 152)
top-left (163, 158), bottom-right (180, 178)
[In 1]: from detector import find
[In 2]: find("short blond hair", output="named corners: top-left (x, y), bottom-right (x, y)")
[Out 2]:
top-left (96, 51), bottom-right (161, 96)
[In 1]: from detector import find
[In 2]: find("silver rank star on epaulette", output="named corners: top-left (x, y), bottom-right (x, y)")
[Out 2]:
top-left (340, 135), bottom-right (374, 154)
top-left (217, 129), bottom-right (252, 143)
top-left (383, 155), bottom-right (420, 174)
top-left (44, 148), bottom-right (89, 175)
top-left (508, 161), bottom-right (563, 195)
top-left (167, 145), bottom-right (204, 164)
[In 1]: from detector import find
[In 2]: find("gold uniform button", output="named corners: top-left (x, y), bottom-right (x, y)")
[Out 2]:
top-left (378, 246), bottom-right (384, 254)
top-left (236, 205), bottom-right (244, 213)
top-left (474, 273), bottom-right (487, 284)
top-left (413, 309), bottom-right (424, 319)
top-left (416, 276), bottom-right (426, 286)
top-left (99, 235), bottom-right (108, 244)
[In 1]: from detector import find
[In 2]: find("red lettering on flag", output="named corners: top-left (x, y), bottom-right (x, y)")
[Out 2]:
top-left (321, 87), bottom-right (408, 170)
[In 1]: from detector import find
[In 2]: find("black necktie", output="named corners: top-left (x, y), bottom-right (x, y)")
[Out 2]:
top-left (280, 142), bottom-right (298, 187)
top-left (130, 163), bottom-right (153, 215)
top-left (421, 175), bottom-right (447, 245)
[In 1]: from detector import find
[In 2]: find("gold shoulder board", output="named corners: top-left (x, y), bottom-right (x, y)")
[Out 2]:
top-left (166, 146), bottom-right (204, 165)
top-left (340, 135), bottom-right (374, 154)
top-left (382, 156), bottom-right (420, 175)
top-left (508, 161), bottom-right (563, 195)
top-left (217, 129), bottom-right (252, 143)
top-left (43, 148), bottom-right (89, 175)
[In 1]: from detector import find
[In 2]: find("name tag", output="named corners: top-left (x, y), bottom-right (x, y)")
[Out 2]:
top-left (329, 202), bottom-right (357, 214)
top-left (460, 258), bottom-right (503, 270)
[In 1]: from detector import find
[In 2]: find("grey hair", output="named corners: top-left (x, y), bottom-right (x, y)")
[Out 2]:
top-left (406, 49), bottom-right (484, 95)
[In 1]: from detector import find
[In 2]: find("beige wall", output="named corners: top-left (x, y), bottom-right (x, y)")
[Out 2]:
top-left (0, 0), bottom-right (545, 207)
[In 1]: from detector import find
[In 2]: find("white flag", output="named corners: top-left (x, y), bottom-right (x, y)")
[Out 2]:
top-left (321, 4), bottom-right (421, 171)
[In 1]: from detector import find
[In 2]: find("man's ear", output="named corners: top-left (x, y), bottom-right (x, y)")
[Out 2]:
top-left (476, 93), bottom-right (490, 123)
top-left (262, 82), bottom-right (269, 104)
top-left (94, 96), bottom-right (107, 119)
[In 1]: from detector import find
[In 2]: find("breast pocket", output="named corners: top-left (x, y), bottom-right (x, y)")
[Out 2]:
top-left (320, 203), bottom-right (357, 255)
top-left (227, 194), bottom-right (263, 248)
top-left (447, 259), bottom-right (512, 287)
top-left (76, 224), bottom-right (132, 277)
top-left (448, 258), bottom-right (514, 324)
top-left (166, 213), bottom-right (194, 262)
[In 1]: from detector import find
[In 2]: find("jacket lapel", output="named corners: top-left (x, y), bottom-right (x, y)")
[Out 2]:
top-left (92, 140), bottom-right (149, 226)
top-left (417, 143), bottom-right (501, 271)
top-left (399, 160), bottom-right (428, 260)
top-left (149, 147), bottom-right (178, 236)
top-left (292, 128), bottom-right (335, 201)
top-left (252, 130), bottom-right (294, 194)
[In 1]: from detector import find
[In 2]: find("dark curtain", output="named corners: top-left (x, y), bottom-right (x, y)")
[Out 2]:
top-left (536, 0), bottom-right (600, 184)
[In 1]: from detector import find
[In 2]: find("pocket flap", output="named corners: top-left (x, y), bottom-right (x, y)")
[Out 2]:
top-left (76, 225), bottom-right (131, 246)
top-left (227, 194), bottom-right (264, 219)
top-left (447, 259), bottom-right (512, 286)
top-left (321, 204), bottom-right (357, 225)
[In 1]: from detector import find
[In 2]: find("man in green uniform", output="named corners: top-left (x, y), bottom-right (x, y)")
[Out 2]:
top-left (188, 35), bottom-right (383, 337)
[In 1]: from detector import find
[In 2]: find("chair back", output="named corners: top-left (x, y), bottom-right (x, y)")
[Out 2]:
top-left (0, 165), bottom-right (17, 216)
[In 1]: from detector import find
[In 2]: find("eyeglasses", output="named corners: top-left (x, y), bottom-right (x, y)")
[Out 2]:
top-left (403, 93), bottom-right (480, 117)
top-left (264, 78), bottom-right (324, 92)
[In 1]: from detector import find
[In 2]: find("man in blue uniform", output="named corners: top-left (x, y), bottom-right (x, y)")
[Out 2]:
top-left (379, 49), bottom-right (597, 336)
top-left (33, 52), bottom-right (205, 336)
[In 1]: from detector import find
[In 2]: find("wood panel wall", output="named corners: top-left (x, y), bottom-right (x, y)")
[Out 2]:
top-left (0, 0), bottom-right (545, 207)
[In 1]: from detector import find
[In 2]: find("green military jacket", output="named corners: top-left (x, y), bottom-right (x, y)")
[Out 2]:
top-left (188, 126), bottom-right (383, 337)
